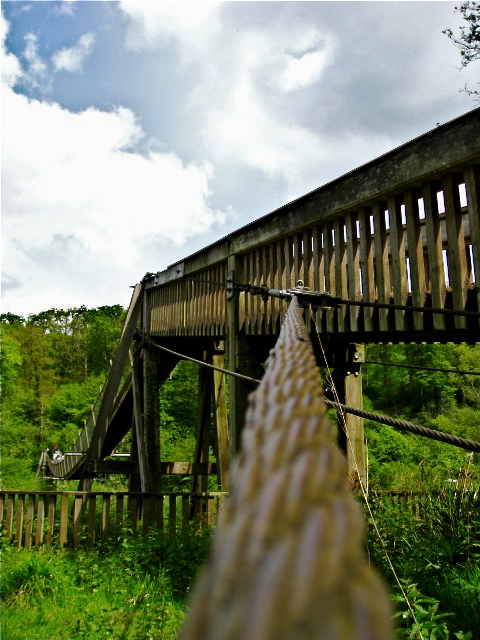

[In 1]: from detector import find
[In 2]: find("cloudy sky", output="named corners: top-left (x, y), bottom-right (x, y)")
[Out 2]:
top-left (1, 1), bottom-right (478, 318)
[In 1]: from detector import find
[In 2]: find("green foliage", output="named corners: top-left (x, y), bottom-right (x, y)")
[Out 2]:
top-left (363, 343), bottom-right (480, 489)
top-left (366, 483), bottom-right (480, 637)
top-left (1, 526), bottom-right (212, 640)
top-left (1, 305), bottom-right (125, 489)
top-left (443, 1), bottom-right (480, 98)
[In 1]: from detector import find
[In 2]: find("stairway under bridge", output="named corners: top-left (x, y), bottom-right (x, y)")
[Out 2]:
top-left (44, 108), bottom-right (480, 494)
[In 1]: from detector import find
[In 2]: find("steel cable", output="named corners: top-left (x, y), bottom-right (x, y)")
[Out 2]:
top-left (180, 297), bottom-right (393, 640)
top-left (324, 399), bottom-right (480, 453)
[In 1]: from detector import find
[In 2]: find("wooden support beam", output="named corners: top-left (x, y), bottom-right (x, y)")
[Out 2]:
top-left (331, 343), bottom-right (366, 491)
top-left (192, 359), bottom-right (213, 496)
top-left (212, 345), bottom-right (230, 491)
top-left (88, 284), bottom-right (143, 462)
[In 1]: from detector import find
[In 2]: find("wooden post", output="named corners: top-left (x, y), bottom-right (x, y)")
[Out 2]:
top-left (59, 494), bottom-right (69, 546)
top-left (35, 495), bottom-right (45, 547)
top-left (332, 343), bottom-right (366, 491)
top-left (46, 495), bottom-right (56, 545)
top-left (73, 496), bottom-right (83, 549)
top-left (88, 495), bottom-right (97, 546)
top-left (101, 494), bottom-right (110, 541)
top-left (15, 495), bottom-right (24, 549)
top-left (464, 166), bottom-right (480, 314)
top-left (192, 359), bottom-right (213, 498)
top-left (5, 495), bottom-right (14, 539)
top-left (24, 495), bottom-right (35, 550)
top-left (213, 344), bottom-right (230, 491)
top-left (143, 347), bottom-right (161, 492)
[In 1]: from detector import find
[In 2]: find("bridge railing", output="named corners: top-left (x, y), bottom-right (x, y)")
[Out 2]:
top-left (146, 110), bottom-right (480, 341)
top-left (0, 491), bottom-right (227, 549)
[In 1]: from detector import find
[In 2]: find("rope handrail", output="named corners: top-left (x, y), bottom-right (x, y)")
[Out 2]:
top-left (180, 296), bottom-right (393, 639)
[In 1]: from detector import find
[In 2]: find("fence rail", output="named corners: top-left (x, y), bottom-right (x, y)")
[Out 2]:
top-left (0, 491), bottom-right (228, 549)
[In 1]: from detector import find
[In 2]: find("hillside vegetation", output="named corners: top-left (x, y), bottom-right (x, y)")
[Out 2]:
top-left (1, 307), bottom-right (479, 638)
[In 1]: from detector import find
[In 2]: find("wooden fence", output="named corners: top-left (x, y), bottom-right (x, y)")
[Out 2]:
top-left (0, 491), bottom-right (228, 549)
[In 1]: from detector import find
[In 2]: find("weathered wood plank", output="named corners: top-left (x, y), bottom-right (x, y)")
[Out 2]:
top-left (59, 494), bottom-right (69, 546)
top-left (46, 495), bottom-right (56, 545)
top-left (24, 495), bottom-right (35, 550)
top-left (443, 174), bottom-right (468, 329)
top-left (358, 207), bottom-right (375, 331)
top-left (101, 494), bottom-right (111, 541)
top-left (15, 495), bottom-right (24, 549)
top-left (423, 182), bottom-right (446, 330)
top-left (5, 495), bottom-right (14, 539)
top-left (372, 201), bottom-right (391, 331)
top-left (73, 496), bottom-right (83, 549)
top-left (88, 494), bottom-right (97, 546)
top-left (35, 495), bottom-right (45, 547)
top-left (388, 195), bottom-right (408, 331)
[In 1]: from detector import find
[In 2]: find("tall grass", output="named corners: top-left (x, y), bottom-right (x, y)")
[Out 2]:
top-left (365, 481), bottom-right (480, 638)
top-left (1, 525), bottom-right (212, 640)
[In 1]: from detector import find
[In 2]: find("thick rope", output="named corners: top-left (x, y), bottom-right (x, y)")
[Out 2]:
top-left (180, 297), bottom-right (392, 640)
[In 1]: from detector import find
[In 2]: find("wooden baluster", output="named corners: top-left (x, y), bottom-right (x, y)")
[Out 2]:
top-left (269, 242), bottom-right (278, 333)
top-left (324, 221), bottom-right (335, 333)
top-left (443, 175), bottom-right (468, 329)
top-left (388, 195), bottom-right (408, 331)
top-left (24, 495), bottom-right (35, 550)
top-left (463, 166), bottom-right (480, 315)
top-left (284, 236), bottom-right (293, 290)
top-left (115, 494), bottom-right (124, 539)
top-left (88, 494), bottom-right (97, 546)
top-left (101, 494), bottom-right (111, 542)
top-left (405, 190), bottom-right (427, 331)
top-left (15, 495), bottom-right (24, 549)
top-left (277, 239), bottom-right (286, 326)
top-left (358, 207), bottom-right (375, 331)
top-left (59, 494), bottom-right (69, 547)
top-left (46, 495), bottom-right (56, 545)
top-left (372, 201), bottom-right (391, 331)
top-left (5, 495), bottom-right (15, 540)
top-left (35, 495), bottom-right (45, 547)
top-left (293, 233), bottom-right (302, 285)
top-left (423, 182), bottom-right (446, 330)
top-left (312, 226), bottom-right (320, 292)
top-left (345, 212), bottom-right (360, 333)
top-left (334, 217), bottom-right (348, 332)
top-left (73, 495), bottom-right (83, 549)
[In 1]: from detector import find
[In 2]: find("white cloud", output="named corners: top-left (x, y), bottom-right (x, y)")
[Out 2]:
top-left (52, 32), bottom-right (95, 73)
top-left (120, 1), bottom-right (221, 51)
top-left (279, 49), bottom-right (328, 92)
top-left (22, 32), bottom-right (48, 88)
top-left (1, 12), bottom-right (228, 316)
top-left (1, 12), bottom-right (22, 85)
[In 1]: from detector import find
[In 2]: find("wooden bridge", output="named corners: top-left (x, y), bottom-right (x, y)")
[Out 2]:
top-left (41, 107), bottom-right (480, 495)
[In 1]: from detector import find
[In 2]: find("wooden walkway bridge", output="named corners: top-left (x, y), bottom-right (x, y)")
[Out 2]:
top-left (40, 107), bottom-right (480, 495)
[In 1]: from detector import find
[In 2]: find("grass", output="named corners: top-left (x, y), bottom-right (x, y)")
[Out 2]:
top-left (365, 482), bottom-right (480, 638)
top-left (1, 525), bottom-right (213, 640)
top-left (2, 484), bottom-right (478, 639)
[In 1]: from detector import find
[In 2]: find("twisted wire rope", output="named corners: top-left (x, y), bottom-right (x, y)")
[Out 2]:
top-left (180, 297), bottom-right (393, 640)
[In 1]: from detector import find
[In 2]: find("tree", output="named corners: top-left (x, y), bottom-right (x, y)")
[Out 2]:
top-left (444, 2), bottom-right (480, 98)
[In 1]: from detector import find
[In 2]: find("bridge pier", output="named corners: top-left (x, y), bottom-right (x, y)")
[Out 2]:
top-left (327, 342), bottom-right (366, 490)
